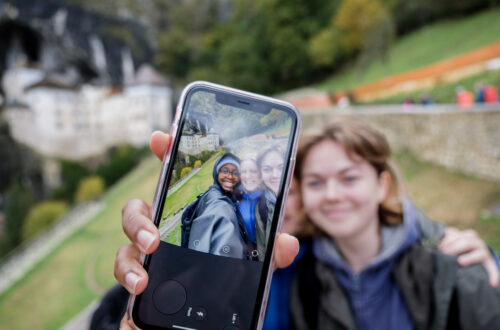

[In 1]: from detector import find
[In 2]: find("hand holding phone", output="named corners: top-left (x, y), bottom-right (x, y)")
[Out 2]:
top-left (126, 82), bottom-right (301, 329)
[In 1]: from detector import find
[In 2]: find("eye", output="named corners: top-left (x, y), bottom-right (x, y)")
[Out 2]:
top-left (262, 167), bottom-right (272, 173)
top-left (305, 179), bottom-right (323, 189)
top-left (343, 176), bottom-right (358, 183)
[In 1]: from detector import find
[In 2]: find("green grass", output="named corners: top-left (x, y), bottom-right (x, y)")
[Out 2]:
top-left (162, 153), bottom-right (219, 217)
top-left (319, 7), bottom-right (500, 92)
top-left (159, 154), bottom-right (219, 245)
top-left (0, 156), bottom-right (161, 330)
top-left (394, 151), bottom-right (500, 253)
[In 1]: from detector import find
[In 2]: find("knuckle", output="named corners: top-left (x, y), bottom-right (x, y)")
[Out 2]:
top-left (122, 199), bottom-right (135, 217)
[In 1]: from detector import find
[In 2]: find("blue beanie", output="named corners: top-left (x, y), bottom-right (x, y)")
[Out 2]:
top-left (216, 154), bottom-right (240, 174)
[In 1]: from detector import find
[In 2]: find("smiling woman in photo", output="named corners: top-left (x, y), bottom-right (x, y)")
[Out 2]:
top-left (180, 152), bottom-right (253, 259)
top-left (253, 145), bottom-right (285, 260)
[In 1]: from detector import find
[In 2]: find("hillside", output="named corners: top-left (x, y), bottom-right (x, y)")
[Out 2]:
top-left (0, 156), bottom-right (161, 329)
top-left (319, 7), bottom-right (500, 94)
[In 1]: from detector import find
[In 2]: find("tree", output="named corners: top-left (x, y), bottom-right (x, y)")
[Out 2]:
top-left (334, 0), bottom-right (394, 56)
top-left (52, 160), bottom-right (90, 202)
top-left (22, 201), bottom-right (68, 241)
top-left (309, 27), bottom-right (341, 67)
top-left (4, 182), bottom-right (33, 248)
top-left (194, 160), bottom-right (202, 168)
top-left (75, 176), bottom-right (106, 202)
top-left (260, 109), bottom-right (289, 128)
top-left (96, 145), bottom-right (146, 186)
top-left (156, 27), bottom-right (193, 79)
top-left (180, 167), bottom-right (193, 179)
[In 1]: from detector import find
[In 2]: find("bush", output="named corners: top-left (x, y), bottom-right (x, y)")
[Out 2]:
top-left (51, 160), bottom-right (90, 202)
top-left (4, 182), bottom-right (33, 248)
top-left (22, 201), bottom-right (68, 241)
top-left (96, 145), bottom-right (147, 186)
top-left (75, 176), bottom-right (106, 203)
top-left (334, 0), bottom-right (393, 54)
top-left (180, 167), bottom-right (192, 179)
top-left (194, 160), bottom-right (202, 168)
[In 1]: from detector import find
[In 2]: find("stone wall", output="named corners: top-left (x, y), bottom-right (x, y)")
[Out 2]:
top-left (301, 104), bottom-right (500, 182)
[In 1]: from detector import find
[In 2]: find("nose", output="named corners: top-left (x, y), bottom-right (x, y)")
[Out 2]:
top-left (325, 180), bottom-right (341, 200)
top-left (272, 168), bottom-right (281, 178)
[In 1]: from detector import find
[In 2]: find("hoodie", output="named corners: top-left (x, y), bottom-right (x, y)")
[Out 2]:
top-left (313, 198), bottom-right (420, 330)
top-left (182, 153), bottom-right (251, 259)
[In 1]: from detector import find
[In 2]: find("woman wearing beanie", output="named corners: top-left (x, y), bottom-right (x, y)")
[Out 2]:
top-left (181, 152), bottom-right (254, 259)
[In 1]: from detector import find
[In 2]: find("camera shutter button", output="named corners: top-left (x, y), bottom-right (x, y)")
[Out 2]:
top-left (152, 280), bottom-right (187, 315)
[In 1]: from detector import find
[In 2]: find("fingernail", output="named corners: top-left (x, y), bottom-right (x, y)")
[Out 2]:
top-left (125, 272), bottom-right (140, 292)
top-left (137, 229), bottom-right (155, 251)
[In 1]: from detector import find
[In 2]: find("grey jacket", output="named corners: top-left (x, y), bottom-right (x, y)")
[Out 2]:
top-left (186, 184), bottom-right (250, 258)
top-left (184, 153), bottom-right (253, 259)
top-left (290, 209), bottom-right (500, 330)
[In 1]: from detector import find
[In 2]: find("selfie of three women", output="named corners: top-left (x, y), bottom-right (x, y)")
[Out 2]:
top-left (154, 90), bottom-right (295, 262)
top-left (177, 145), bottom-right (285, 261)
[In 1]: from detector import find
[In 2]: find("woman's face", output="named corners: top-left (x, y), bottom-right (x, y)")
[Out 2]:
top-left (282, 178), bottom-right (303, 236)
top-left (240, 159), bottom-right (262, 192)
top-left (300, 140), bottom-right (389, 241)
top-left (217, 163), bottom-right (239, 191)
top-left (261, 150), bottom-right (283, 195)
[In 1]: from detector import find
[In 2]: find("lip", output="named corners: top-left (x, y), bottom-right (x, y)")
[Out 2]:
top-left (322, 208), bottom-right (350, 218)
top-left (243, 179), bottom-right (258, 186)
top-left (220, 180), bottom-right (235, 190)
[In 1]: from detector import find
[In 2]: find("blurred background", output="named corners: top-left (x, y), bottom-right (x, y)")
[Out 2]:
top-left (0, 0), bottom-right (499, 328)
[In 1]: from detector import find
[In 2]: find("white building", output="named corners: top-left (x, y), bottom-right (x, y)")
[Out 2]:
top-left (3, 64), bottom-right (172, 160)
top-left (179, 133), bottom-right (220, 155)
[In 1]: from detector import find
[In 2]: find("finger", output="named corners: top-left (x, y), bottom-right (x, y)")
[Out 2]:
top-left (457, 249), bottom-right (488, 267)
top-left (149, 131), bottom-right (172, 161)
top-left (438, 227), bottom-right (463, 250)
top-left (483, 258), bottom-right (500, 288)
top-left (122, 199), bottom-right (160, 254)
top-left (439, 229), bottom-right (480, 255)
top-left (273, 233), bottom-right (299, 269)
top-left (459, 251), bottom-right (500, 287)
top-left (114, 244), bottom-right (149, 295)
top-left (120, 313), bottom-right (137, 330)
top-left (439, 238), bottom-right (482, 257)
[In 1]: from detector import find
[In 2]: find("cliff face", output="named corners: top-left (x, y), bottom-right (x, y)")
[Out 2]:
top-left (0, 0), bottom-right (154, 89)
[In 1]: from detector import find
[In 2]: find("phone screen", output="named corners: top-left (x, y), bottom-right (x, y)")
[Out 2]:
top-left (133, 85), bottom-right (299, 330)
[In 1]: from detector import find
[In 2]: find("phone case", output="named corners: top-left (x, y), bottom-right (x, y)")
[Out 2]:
top-left (127, 81), bottom-right (301, 330)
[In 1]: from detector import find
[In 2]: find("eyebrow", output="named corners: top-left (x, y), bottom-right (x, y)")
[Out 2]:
top-left (302, 165), bottom-right (360, 177)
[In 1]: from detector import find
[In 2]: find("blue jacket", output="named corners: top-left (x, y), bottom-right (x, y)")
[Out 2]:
top-left (237, 190), bottom-right (262, 243)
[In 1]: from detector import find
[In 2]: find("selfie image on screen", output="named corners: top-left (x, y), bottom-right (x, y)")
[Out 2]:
top-left (158, 90), bottom-right (292, 261)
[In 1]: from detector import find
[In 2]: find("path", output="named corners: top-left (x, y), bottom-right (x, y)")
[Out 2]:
top-left (159, 213), bottom-right (182, 239)
top-left (0, 201), bottom-right (103, 295)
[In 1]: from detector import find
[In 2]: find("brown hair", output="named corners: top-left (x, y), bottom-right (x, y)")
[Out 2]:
top-left (295, 118), bottom-right (404, 231)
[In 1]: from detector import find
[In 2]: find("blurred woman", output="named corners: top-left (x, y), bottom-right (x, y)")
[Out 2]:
top-left (285, 119), bottom-right (500, 329)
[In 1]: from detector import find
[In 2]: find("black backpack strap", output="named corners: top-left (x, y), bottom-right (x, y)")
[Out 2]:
top-left (257, 195), bottom-right (269, 231)
top-left (181, 192), bottom-right (205, 247)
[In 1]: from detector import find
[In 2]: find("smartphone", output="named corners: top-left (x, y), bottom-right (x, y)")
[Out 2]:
top-left (129, 81), bottom-right (301, 329)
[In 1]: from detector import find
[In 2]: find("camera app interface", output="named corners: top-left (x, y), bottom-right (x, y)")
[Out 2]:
top-left (160, 90), bottom-right (294, 262)
top-left (136, 89), bottom-right (295, 330)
